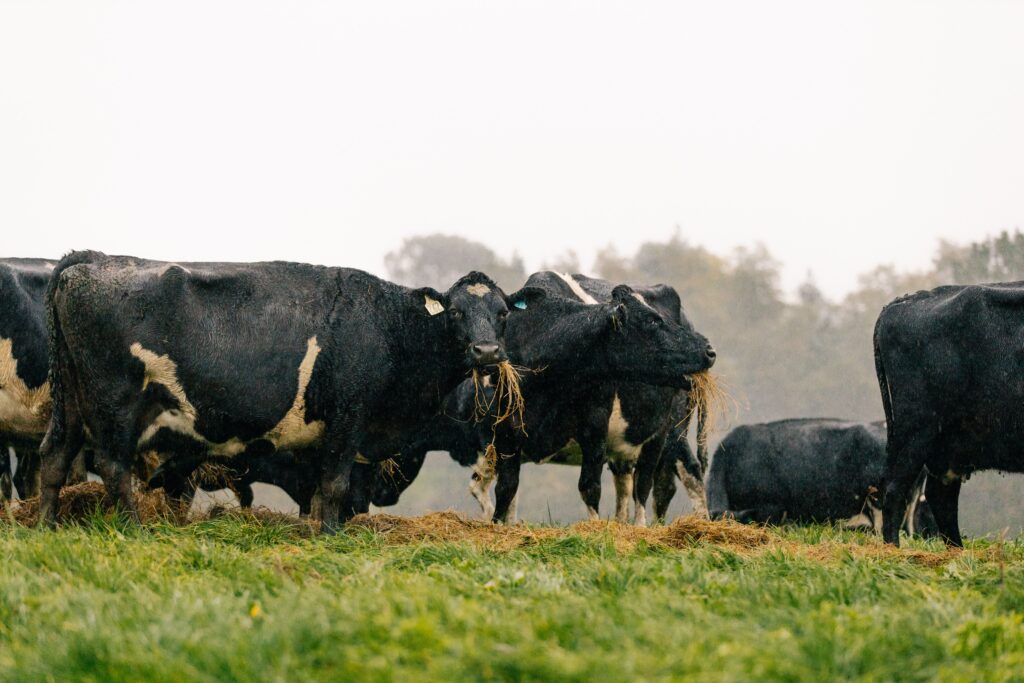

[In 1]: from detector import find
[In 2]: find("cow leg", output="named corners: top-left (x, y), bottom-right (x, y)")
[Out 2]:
top-left (37, 426), bottom-right (85, 527)
top-left (633, 436), bottom-right (667, 527)
top-left (924, 473), bottom-right (963, 548)
top-left (344, 462), bottom-right (372, 517)
top-left (678, 463), bottom-right (708, 519)
top-left (608, 458), bottom-right (634, 524)
top-left (652, 454), bottom-right (678, 522)
top-left (14, 447), bottom-right (41, 499)
top-left (93, 426), bottom-right (141, 521)
top-left (318, 448), bottom-right (357, 535)
top-left (1, 446), bottom-right (12, 502)
top-left (237, 484), bottom-right (255, 509)
top-left (577, 433), bottom-right (607, 521)
top-left (469, 454), bottom-right (496, 520)
top-left (492, 451), bottom-right (521, 524)
top-left (881, 440), bottom-right (929, 546)
top-left (67, 451), bottom-right (88, 485)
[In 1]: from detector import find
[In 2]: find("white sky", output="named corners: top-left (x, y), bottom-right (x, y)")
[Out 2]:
top-left (1, 1), bottom-right (1022, 298)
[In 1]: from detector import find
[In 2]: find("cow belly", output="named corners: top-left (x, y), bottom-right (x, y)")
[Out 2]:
top-left (0, 340), bottom-right (50, 436)
top-left (133, 337), bottom-right (325, 456)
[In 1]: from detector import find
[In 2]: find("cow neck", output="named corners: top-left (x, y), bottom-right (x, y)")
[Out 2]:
top-left (389, 307), bottom-right (467, 410)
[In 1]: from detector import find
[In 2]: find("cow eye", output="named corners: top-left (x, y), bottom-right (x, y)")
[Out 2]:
top-left (450, 309), bottom-right (463, 319)
top-left (498, 310), bottom-right (508, 319)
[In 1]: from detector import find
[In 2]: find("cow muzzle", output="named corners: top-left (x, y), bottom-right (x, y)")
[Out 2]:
top-left (469, 342), bottom-right (505, 366)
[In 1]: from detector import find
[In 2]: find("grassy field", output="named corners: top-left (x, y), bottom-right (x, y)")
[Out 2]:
top-left (1, 498), bottom-right (1023, 682)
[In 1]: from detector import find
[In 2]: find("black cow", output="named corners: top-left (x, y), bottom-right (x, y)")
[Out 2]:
top-left (706, 418), bottom-right (935, 535)
top-left (481, 273), bottom-right (713, 524)
top-left (347, 273), bottom-right (714, 524)
top-left (0, 258), bottom-right (56, 500)
top-left (875, 282), bottom-right (1024, 547)
top-left (38, 251), bottom-right (510, 532)
top-left (147, 448), bottom-right (320, 515)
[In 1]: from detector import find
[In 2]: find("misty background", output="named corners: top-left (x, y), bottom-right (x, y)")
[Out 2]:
top-left (2, 3), bottom-right (1023, 534)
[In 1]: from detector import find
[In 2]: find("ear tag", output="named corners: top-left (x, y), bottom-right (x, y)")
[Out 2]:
top-left (514, 300), bottom-right (528, 310)
top-left (424, 295), bottom-right (445, 316)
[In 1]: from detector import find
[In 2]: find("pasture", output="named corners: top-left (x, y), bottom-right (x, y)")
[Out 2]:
top-left (1, 490), bottom-right (1023, 681)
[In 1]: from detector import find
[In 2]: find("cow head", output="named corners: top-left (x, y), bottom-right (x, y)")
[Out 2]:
top-left (505, 284), bottom-right (715, 388)
top-left (414, 272), bottom-right (509, 370)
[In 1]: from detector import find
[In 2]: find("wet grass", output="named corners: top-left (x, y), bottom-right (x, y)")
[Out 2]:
top-left (0, 512), bottom-right (1023, 681)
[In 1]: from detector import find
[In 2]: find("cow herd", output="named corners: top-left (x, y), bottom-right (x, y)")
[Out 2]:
top-left (1, 252), bottom-right (1020, 547)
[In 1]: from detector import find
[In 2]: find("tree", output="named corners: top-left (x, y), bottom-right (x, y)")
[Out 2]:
top-left (384, 234), bottom-right (526, 292)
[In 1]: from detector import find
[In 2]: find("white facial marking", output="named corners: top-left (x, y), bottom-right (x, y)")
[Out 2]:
top-left (677, 461), bottom-right (709, 518)
top-left (424, 295), bottom-right (445, 315)
top-left (132, 337), bottom-right (325, 455)
top-left (554, 272), bottom-right (598, 305)
top-left (631, 292), bottom-right (651, 307)
top-left (0, 338), bottom-right (52, 436)
top-left (466, 283), bottom-right (490, 297)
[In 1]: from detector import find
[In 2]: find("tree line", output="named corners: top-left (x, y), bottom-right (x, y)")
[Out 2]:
top-left (382, 230), bottom-right (1024, 534)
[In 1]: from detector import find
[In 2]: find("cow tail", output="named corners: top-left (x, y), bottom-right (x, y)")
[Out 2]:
top-left (873, 311), bottom-right (895, 462)
top-left (704, 441), bottom-right (729, 520)
top-left (40, 251), bottom-right (98, 458)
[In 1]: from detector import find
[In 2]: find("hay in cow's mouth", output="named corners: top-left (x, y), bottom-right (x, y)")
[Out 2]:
top-left (683, 371), bottom-right (737, 449)
top-left (379, 457), bottom-right (403, 482)
top-left (472, 360), bottom-right (526, 432)
top-left (190, 461), bottom-right (238, 494)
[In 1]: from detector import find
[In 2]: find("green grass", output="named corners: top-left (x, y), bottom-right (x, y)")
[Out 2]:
top-left (1, 514), bottom-right (1023, 682)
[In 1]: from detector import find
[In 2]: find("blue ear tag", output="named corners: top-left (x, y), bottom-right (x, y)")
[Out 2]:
top-left (514, 300), bottom-right (527, 310)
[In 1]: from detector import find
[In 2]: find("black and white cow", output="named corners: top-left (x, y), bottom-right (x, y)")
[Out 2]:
top-left (346, 273), bottom-right (714, 524)
top-left (38, 251), bottom-right (510, 532)
top-left (875, 282), bottom-right (1024, 546)
top-left (706, 418), bottom-right (935, 535)
top-left (0, 258), bottom-right (56, 500)
top-left (482, 272), bottom-right (714, 524)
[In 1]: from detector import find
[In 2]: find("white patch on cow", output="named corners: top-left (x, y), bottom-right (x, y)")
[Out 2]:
top-left (586, 505), bottom-right (600, 521)
top-left (424, 295), bottom-right (445, 315)
top-left (469, 454), bottom-right (496, 520)
top-left (606, 395), bottom-right (653, 465)
top-left (0, 338), bottom-right (51, 436)
top-left (865, 498), bottom-right (885, 534)
top-left (132, 337), bottom-right (325, 455)
top-left (677, 461), bottom-right (709, 518)
top-left (554, 272), bottom-right (598, 305)
top-left (631, 292), bottom-right (650, 307)
top-left (612, 470), bottom-right (633, 523)
top-left (43, 262), bottom-right (56, 271)
top-left (466, 283), bottom-right (490, 297)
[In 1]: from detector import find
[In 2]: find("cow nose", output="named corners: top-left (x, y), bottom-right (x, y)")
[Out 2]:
top-left (705, 344), bottom-right (717, 366)
top-left (471, 343), bottom-right (502, 365)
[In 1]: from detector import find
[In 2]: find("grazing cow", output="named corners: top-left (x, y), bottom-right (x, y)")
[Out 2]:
top-left (38, 251), bottom-right (510, 532)
top-left (874, 282), bottom-right (1024, 547)
top-left (0, 258), bottom-right (55, 500)
top-left (148, 449), bottom-right (320, 515)
top-left (484, 273), bottom-right (714, 524)
top-left (706, 418), bottom-right (935, 535)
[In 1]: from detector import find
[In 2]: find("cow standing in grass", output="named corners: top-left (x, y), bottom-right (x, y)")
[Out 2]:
top-left (39, 251), bottom-right (510, 532)
top-left (488, 273), bottom-right (714, 525)
top-left (875, 283), bottom-right (1024, 547)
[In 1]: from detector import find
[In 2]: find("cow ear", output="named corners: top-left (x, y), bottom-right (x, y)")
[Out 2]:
top-left (611, 284), bottom-right (636, 303)
top-left (412, 287), bottom-right (448, 316)
top-left (507, 286), bottom-right (547, 311)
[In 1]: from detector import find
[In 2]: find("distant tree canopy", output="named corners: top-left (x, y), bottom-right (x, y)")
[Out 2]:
top-left (384, 234), bottom-right (526, 292)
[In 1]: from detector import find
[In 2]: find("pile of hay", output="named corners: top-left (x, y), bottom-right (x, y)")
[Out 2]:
top-left (346, 511), bottom-right (772, 553)
top-left (6, 482), bottom-right (184, 526)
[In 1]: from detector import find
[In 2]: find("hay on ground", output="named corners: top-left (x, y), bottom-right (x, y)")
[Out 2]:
top-left (7, 482), bottom-right (183, 526)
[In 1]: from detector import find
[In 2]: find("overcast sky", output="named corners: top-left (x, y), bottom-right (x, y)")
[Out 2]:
top-left (1, 1), bottom-right (1022, 297)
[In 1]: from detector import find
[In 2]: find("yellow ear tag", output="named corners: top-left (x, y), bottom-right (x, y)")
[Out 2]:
top-left (424, 295), bottom-right (445, 316)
